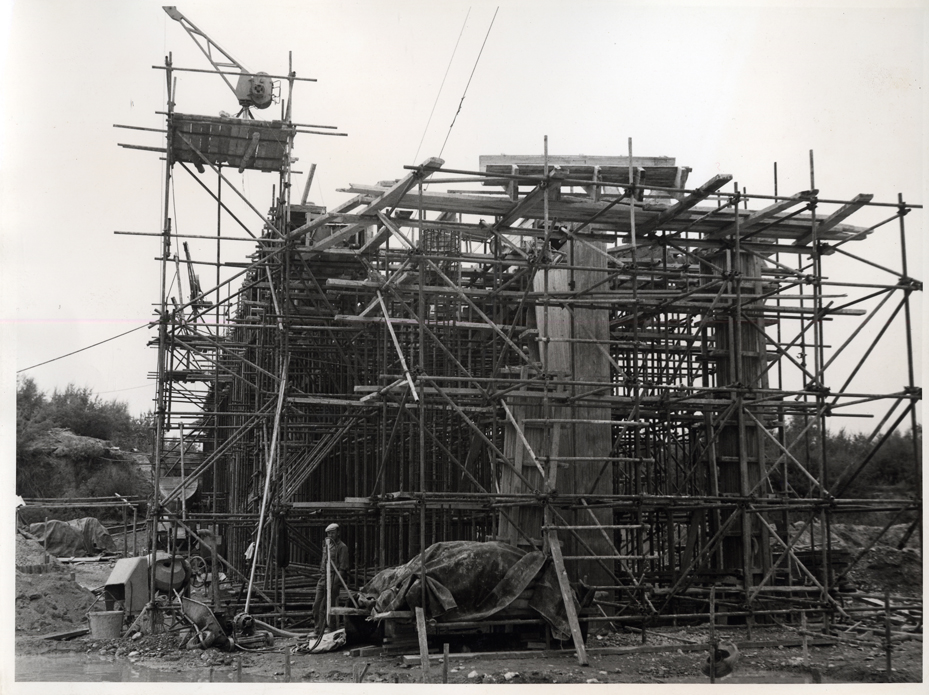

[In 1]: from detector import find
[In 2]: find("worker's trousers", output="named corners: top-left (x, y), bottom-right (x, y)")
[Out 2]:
top-left (312, 577), bottom-right (338, 633)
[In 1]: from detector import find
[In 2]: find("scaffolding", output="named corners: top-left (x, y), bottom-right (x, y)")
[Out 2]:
top-left (122, 49), bottom-right (922, 658)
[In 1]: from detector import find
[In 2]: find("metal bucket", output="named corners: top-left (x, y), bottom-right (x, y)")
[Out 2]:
top-left (88, 610), bottom-right (124, 639)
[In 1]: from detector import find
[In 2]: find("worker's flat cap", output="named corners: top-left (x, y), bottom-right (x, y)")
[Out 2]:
top-left (325, 523), bottom-right (339, 532)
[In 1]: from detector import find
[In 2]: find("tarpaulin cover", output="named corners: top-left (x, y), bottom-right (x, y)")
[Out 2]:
top-left (296, 628), bottom-right (347, 654)
top-left (28, 518), bottom-right (117, 558)
top-left (359, 541), bottom-right (575, 640)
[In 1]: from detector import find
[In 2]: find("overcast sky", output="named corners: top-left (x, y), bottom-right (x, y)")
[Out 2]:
top-left (2, 1), bottom-right (925, 433)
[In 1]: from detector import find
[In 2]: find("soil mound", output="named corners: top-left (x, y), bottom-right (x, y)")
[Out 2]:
top-left (831, 523), bottom-right (919, 551)
top-left (786, 521), bottom-right (922, 596)
top-left (16, 569), bottom-right (97, 634)
top-left (845, 545), bottom-right (922, 595)
top-left (16, 533), bottom-right (63, 569)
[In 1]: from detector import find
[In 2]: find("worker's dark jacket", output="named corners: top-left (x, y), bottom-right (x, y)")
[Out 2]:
top-left (319, 539), bottom-right (349, 576)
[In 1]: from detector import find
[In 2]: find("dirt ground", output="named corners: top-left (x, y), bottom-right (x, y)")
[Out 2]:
top-left (16, 623), bottom-right (923, 684)
top-left (15, 526), bottom-right (924, 684)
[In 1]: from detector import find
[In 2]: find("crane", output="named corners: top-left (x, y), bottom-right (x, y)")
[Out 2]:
top-left (163, 6), bottom-right (276, 116)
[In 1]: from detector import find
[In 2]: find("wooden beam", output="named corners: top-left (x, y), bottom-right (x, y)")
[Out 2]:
top-left (285, 194), bottom-right (371, 241)
top-left (497, 184), bottom-right (546, 229)
top-left (500, 400), bottom-right (548, 480)
top-left (287, 395), bottom-right (376, 408)
top-left (359, 225), bottom-right (391, 252)
top-left (542, 425), bottom-right (587, 664)
top-left (588, 165), bottom-right (600, 202)
top-left (335, 314), bottom-right (508, 331)
top-left (415, 606), bottom-right (430, 682)
top-left (547, 530), bottom-right (589, 665)
top-left (639, 174), bottom-right (732, 234)
top-left (377, 291), bottom-right (419, 401)
top-left (479, 154), bottom-right (677, 171)
top-left (360, 210), bottom-right (413, 253)
top-left (290, 500), bottom-right (371, 509)
top-left (375, 210), bottom-right (417, 248)
top-left (291, 158), bottom-right (444, 246)
top-left (507, 164), bottom-right (519, 201)
top-left (335, 183), bottom-right (868, 241)
top-left (793, 193), bottom-right (873, 246)
top-left (40, 627), bottom-right (90, 641)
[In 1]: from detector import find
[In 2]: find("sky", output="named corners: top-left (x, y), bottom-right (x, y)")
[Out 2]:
top-left (1, 0), bottom-right (925, 433)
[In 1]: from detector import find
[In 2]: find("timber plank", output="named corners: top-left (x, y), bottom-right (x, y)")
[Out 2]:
top-left (793, 193), bottom-right (873, 246)
top-left (308, 158), bottom-right (444, 251)
top-left (415, 606), bottom-right (430, 680)
top-left (337, 184), bottom-right (867, 242)
top-left (40, 627), bottom-right (90, 641)
top-left (548, 530), bottom-right (589, 665)
top-left (706, 191), bottom-right (814, 239)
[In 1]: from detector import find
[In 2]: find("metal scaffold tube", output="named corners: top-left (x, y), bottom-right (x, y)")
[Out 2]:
top-left (130, 44), bottom-right (921, 648)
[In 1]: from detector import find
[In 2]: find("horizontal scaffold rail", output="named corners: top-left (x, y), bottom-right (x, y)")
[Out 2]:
top-left (145, 99), bottom-right (920, 642)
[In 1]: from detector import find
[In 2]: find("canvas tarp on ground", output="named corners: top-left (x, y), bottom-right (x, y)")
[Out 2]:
top-left (357, 540), bottom-right (577, 640)
top-left (27, 517), bottom-right (117, 558)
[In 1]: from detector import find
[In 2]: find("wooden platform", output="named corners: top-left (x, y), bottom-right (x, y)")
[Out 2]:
top-left (170, 113), bottom-right (294, 173)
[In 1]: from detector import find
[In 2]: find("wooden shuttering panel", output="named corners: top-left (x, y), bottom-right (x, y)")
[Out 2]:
top-left (554, 242), bottom-right (613, 586)
top-left (479, 154), bottom-right (690, 192)
top-left (170, 113), bottom-right (293, 173)
top-left (498, 241), bottom-right (613, 585)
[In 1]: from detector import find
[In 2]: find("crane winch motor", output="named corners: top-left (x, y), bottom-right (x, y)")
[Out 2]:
top-left (235, 72), bottom-right (274, 110)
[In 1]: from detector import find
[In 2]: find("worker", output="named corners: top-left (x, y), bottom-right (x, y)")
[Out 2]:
top-left (312, 522), bottom-right (349, 634)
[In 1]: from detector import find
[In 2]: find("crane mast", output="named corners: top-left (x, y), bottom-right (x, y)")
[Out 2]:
top-left (163, 5), bottom-right (275, 115)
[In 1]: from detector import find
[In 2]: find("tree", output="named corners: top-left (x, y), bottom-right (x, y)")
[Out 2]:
top-left (832, 425), bottom-right (921, 497)
top-left (16, 376), bottom-right (46, 425)
top-left (766, 414), bottom-right (920, 500)
top-left (16, 377), bottom-right (53, 497)
top-left (44, 384), bottom-right (136, 446)
top-left (16, 378), bottom-right (153, 502)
